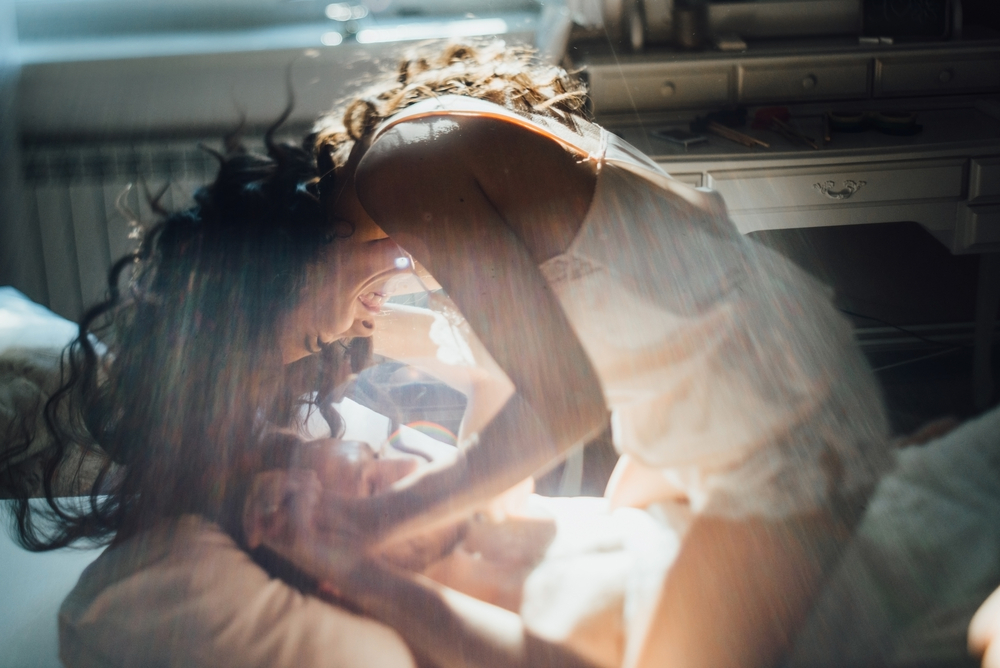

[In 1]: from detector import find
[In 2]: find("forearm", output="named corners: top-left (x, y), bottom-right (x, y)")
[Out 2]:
top-left (357, 392), bottom-right (602, 545)
top-left (341, 558), bottom-right (599, 668)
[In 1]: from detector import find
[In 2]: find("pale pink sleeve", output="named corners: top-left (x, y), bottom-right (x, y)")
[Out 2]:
top-left (60, 516), bottom-right (415, 668)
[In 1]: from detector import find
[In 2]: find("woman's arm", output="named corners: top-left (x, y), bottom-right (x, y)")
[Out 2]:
top-left (339, 558), bottom-right (600, 668)
top-left (345, 116), bottom-right (608, 544)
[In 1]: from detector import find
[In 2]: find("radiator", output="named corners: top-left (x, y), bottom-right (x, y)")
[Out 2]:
top-left (21, 139), bottom-right (240, 321)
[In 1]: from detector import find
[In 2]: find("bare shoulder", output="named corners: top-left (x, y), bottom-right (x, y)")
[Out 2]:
top-left (356, 114), bottom-right (595, 260)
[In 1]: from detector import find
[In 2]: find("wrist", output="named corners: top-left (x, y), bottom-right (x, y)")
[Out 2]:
top-left (366, 452), bottom-right (472, 545)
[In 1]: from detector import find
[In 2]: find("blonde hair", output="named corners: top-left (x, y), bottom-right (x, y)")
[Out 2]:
top-left (312, 40), bottom-right (589, 174)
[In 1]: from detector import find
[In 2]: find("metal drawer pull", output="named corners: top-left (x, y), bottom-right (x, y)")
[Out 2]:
top-left (814, 179), bottom-right (867, 200)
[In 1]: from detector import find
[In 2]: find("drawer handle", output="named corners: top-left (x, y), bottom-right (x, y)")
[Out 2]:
top-left (814, 180), bottom-right (867, 200)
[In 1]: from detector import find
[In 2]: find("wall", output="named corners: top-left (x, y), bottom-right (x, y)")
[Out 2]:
top-left (0, 0), bottom-right (47, 304)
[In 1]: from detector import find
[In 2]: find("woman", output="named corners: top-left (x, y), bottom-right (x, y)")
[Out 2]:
top-left (246, 41), bottom-right (894, 668)
top-left (1, 129), bottom-right (427, 667)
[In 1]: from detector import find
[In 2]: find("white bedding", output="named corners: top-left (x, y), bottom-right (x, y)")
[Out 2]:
top-left (0, 287), bottom-right (79, 354)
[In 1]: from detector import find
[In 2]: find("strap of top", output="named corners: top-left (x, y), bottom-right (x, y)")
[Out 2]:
top-left (371, 95), bottom-right (607, 162)
top-left (603, 134), bottom-right (728, 214)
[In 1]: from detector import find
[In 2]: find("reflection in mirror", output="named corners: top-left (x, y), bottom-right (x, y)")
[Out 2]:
top-left (333, 263), bottom-right (514, 469)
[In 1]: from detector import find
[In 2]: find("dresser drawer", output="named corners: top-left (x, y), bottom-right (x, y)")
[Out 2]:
top-left (668, 172), bottom-right (704, 188)
top-left (587, 64), bottom-right (731, 114)
top-left (955, 203), bottom-right (1000, 253)
top-left (970, 158), bottom-right (1000, 203)
top-left (739, 61), bottom-right (869, 103)
top-left (707, 159), bottom-right (965, 212)
top-left (875, 56), bottom-right (1000, 97)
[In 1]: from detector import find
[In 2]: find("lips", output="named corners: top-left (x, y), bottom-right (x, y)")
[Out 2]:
top-left (357, 291), bottom-right (387, 314)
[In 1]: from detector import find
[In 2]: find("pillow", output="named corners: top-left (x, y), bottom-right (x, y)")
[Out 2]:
top-left (0, 287), bottom-right (101, 498)
top-left (788, 406), bottom-right (1000, 668)
top-left (0, 287), bottom-right (78, 355)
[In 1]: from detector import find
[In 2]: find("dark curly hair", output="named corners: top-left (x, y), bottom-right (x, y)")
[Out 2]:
top-left (311, 41), bottom-right (589, 176)
top-left (3, 122), bottom-right (370, 550)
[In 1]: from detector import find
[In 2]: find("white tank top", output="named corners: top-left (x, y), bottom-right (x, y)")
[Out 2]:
top-left (374, 96), bottom-right (892, 519)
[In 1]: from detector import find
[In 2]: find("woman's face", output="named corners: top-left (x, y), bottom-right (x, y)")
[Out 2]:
top-left (281, 160), bottom-right (407, 364)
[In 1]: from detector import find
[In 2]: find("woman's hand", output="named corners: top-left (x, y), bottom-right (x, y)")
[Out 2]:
top-left (243, 439), bottom-right (419, 576)
top-left (244, 468), bottom-right (323, 552)
top-left (291, 438), bottom-right (419, 499)
top-left (243, 456), bottom-right (598, 668)
top-left (244, 438), bottom-right (473, 579)
top-left (423, 511), bottom-right (556, 612)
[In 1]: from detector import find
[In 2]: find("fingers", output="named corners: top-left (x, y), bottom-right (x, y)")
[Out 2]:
top-left (363, 457), bottom-right (420, 496)
top-left (971, 587), bottom-right (1000, 664)
top-left (311, 440), bottom-right (420, 498)
top-left (242, 442), bottom-right (425, 575)
top-left (378, 518), bottom-right (468, 571)
top-left (243, 469), bottom-right (321, 550)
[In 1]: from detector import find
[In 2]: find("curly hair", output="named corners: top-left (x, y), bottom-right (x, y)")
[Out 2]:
top-left (310, 41), bottom-right (589, 175)
top-left (3, 125), bottom-right (370, 551)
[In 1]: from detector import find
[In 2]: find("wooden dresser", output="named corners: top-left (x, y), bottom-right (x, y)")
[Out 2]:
top-left (577, 36), bottom-right (1000, 405)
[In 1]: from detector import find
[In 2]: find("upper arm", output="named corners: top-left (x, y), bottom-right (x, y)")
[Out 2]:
top-left (356, 117), bottom-right (606, 452)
